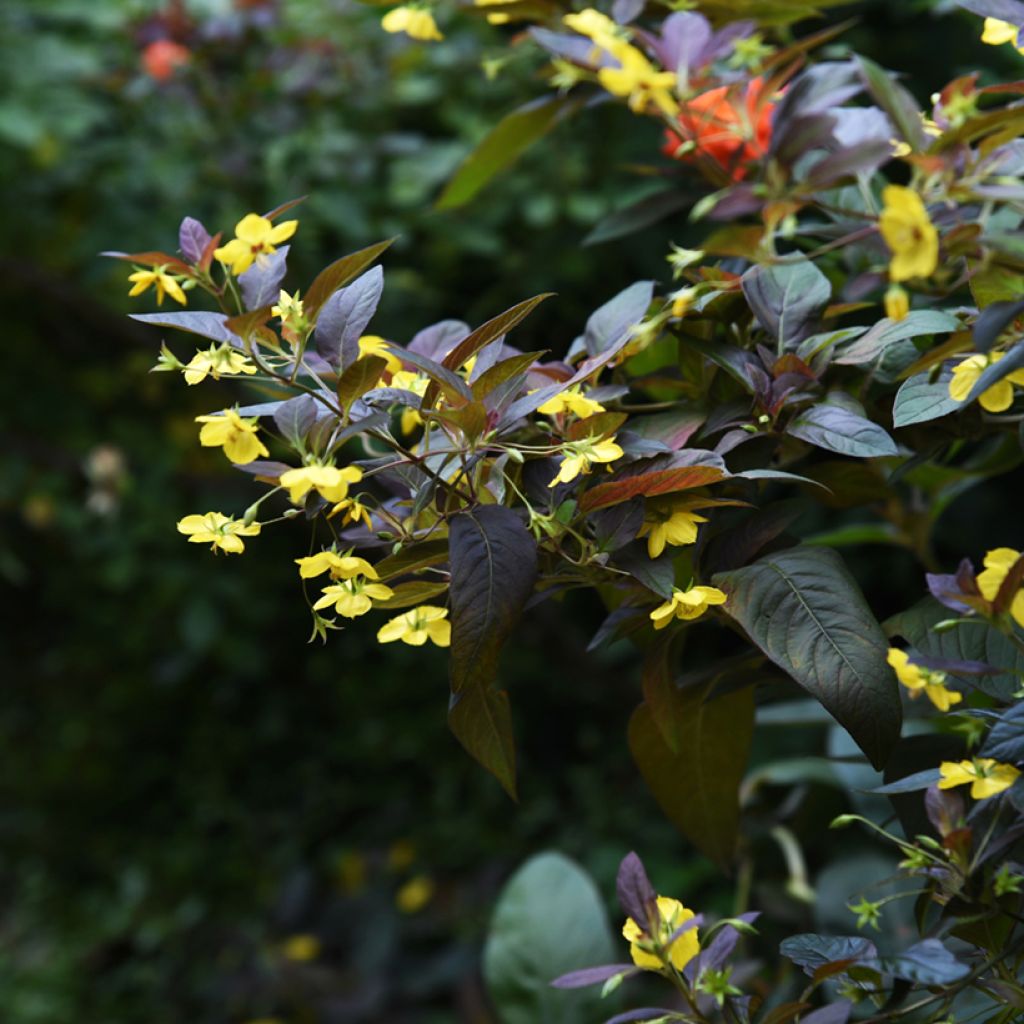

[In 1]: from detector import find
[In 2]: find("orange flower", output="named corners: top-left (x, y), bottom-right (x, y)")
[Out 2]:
top-left (141, 40), bottom-right (191, 82)
top-left (663, 78), bottom-right (774, 181)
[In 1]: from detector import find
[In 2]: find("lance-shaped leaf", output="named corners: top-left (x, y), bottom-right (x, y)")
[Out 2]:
top-left (178, 216), bottom-right (212, 263)
top-left (315, 266), bottom-right (384, 370)
top-left (982, 702), bottom-right (1024, 762)
top-left (616, 852), bottom-right (657, 930)
top-left (448, 506), bottom-right (538, 796)
top-left (780, 934), bottom-right (877, 975)
top-left (579, 451), bottom-right (728, 514)
top-left (955, 1), bottom-right (1024, 26)
top-left (239, 246), bottom-right (289, 311)
top-left (834, 310), bottom-right (960, 365)
top-left (304, 237), bottom-right (395, 318)
top-left (130, 311), bottom-right (242, 346)
top-left (714, 546), bottom-right (901, 768)
top-left (580, 281), bottom-right (655, 357)
top-left (972, 297), bottom-right (1024, 352)
top-left (337, 355), bottom-right (387, 411)
top-left (273, 395), bottom-right (319, 448)
top-left (788, 404), bottom-right (898, 458)
top-left (864, 940), bottom-right (970, 986)
top-left (893, 366), bottom-right (959, 427)
top-left (628, 681), bottom-right (754, 866)
top-left (857, 56), bottom-right (928, 152)
top-left (741, 259), bottom-right (831, 348)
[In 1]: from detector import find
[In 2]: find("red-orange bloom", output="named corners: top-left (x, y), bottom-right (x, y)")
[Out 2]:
top-left (663, 78), bottom-right (774, 181)
top-left (141, 39), bottom-right (191, 82)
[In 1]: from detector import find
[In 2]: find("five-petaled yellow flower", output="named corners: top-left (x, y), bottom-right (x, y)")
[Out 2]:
top-left (949, 353), bottom-right (1024, 413)
top-left (280, 462), bottom-right (363, 504)
top-left (377, 605), bottom-right (451, 647)
top-left (982, 17), bottom-right (1024, 54)
top-left (183, 344), bottom-right (258, 385)
top-left (650, 584), bottom-right (727, 628)
top-left (976, 547), bottom-right (1024, 627)
top-left (358, 335), bottom-right (404, 377)
top-left (195, 409), bottom-right (268, 465)
top-left (622, 896), bottom-right (699, 972)
top-left (599, 44), bottom-right (679, 117)
top-left (886, 648), bottom-right (962, 712)
top-left (213, 212), bottom-right (299, 276)
top-left (177, 511), bottom-right (260, 554)
top-left (939, 758), bottom-right (1021, 799)
top-left (878, 185), bottom-right (938, 282)
top-left (549, 436), bottom-right (624, 487)
top-left (295, 551), bottom-right (379, 580)
top-left (330, 496), bottom-right (374, 529)
top-left (381, 6), bottom-right (443, 40)
top-left (313, 577), bottom-right (395, 618)
top-left (537, 386), bottom-right (606, 420)
top-left (639, 501), bottom-right (708, 559)
top-left (128, 267), bottom-right (187, 306)
top-left (391, 370), bottom-right (429, 434)
top-left (272, 289), bottom-right (305, 327)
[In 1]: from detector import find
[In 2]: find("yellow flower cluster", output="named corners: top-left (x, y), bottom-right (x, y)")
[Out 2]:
top-left (183, 344), bottom-right (257, 385)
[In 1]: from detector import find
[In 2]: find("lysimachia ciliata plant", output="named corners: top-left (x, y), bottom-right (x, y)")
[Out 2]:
top-left (117, 0), bottom-right (1024, 1020)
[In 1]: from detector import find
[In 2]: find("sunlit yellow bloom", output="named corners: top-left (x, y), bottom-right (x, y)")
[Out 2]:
top-left (391, 370), bottom-right (429, 433)
top-left (949, 353), bottom-right (1024, 413)
top-left (537, 386), bottom-right (606, 419)
top-left (176, 511), bottom-right (260, 554)
top-left (381, 6), bottom-right (443, 40)
top-left (295, 551), bottom-right (379, 580)
top-left (281, 934), bottom-right (320, 962)
top-left (128, 267), bottom-right (187, 306)
top-left (639, 502), bottom-right (708, 559)
top-left (280, 463), bottom-right (363, 504)
top-left (884, 284), bottom-right (909, 321)
top-left (549, 436), bottom-right (624, 487)
top-left (976, 547), bottom-right (1024, 627)
top-left (650, 585), bottom-right (727, 628)
top-left (183, 344), bottom-right (257, 385)
top-left (878, 185), bottom-right (938, 282)
top-left (313, 577), bottom-right (395, 618)
top-left (213, 213), bottom-right (299, 275)
top-left (377, 605), bottom-right (451, 647)
top-left (622, 896), bottom-right (699, 972)
top-left (358, 335), bottom-right (404, 376)
top-left (195, 409), bottom-right (268, 465)
top-left (982, 17), bottom-right (1024, 53)
top-left (939, 758), bottom-right (1021, 799)
top-left (886, 648), bottom-right (962, 712)
top-left (599, 45), bottom-right (679, 117)
top-left (330, 496), bottom-right (374, 529)
top-left (396, 875), bottom-right (435, 913)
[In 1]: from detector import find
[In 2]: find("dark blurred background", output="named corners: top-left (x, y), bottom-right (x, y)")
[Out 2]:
top-left (1, 1), bottom-right (1020, 1021)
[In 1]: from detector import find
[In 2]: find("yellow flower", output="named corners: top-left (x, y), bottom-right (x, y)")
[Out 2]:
top-left (330, 496), bottom-right (374, 529)
top-left (391, 370), bottom-right (429, 434)
top-left (976, 547), bottom-right (1024, 627)
top-left (939, 758), bottom-right (1021, 799)
top-left (313, 577), bottom-right (395, 618)
top-left (377, 605), bottom-right (451, 647)
top-left (948, 353), bottom-right (1024, 413)
top-left (670, 287), bottom-right (698, 318)
top-left (271, 289), bottom-right (305, 331)
top-left (358, 335), bottom-right (404, 376)
top-left (639, 502), bottom-right (708, 559)
top-left (549, 436), bottom-right (624, 487)
top-left (599, 45), bottom-right (679, 117)
top-left (176, 511), bottom-right (260, 554)
top-left (195, 409), bottom-right (268, 465)
top-left (281, 934), bottom-right (320, 962)
top-left (886, 648), bottom-right (963, 712)
top-left (982, 17), bottom-right (1024, 53)
top-left (280, 463), bottom-right (363, 504)
top-left (396, 874), bottom-right (434, 913)
top-left (381, 6), bottom-right (443, 40)
top-left (878, 185), bottom-right (938, 282)
top-left (213, 212), bottom-right (299, 276)
top-left (537, 387), bottom-right (606, 420)
top-left (387, 839), bottom-right (416, 871)
top-left (650, 585), bottom-right (727, 628)
top-left (563, 8), bottom-right (623, 52)
top-left (884, 284), bottom-right (909, 321)
top-left (621, 896), bottom-right (699, 973)
top-left (183, 344), bottom-right (257, 385)
top-left (128, 267), bottom-right (187, 306)
top-left (295, 551), bottom-right (380, 580)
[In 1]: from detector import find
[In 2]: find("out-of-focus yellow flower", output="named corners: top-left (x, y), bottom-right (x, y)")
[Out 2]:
top-left (281, 934), bottom-right (320, 962)
top-left (377, 605), bottom-right (451, 647)
top-left (381, 5), bottom-right (443, 40)
top-left (537, 386), bottom-right (605, 419)
top-left (949, 354), bottom-right (1024, 413)
top-left (183, 344), bottom-right (257, 385)
top-left (639, 502), bottom-right (708, 559)
top-left (388, 839), bottom-right (417, 872)
top-left (939, 758), bottom-right (1021, 799)
top-left (884, 284), bottom-right (909, 321)
top-left (886, 648), bottom-right (962, 712)
top-left (313, 577), bottom-right (395, 618)
top-left (650, 585), bottom-right (727, 628)
top-left (280, 463), bottom-right (363, 504)
top-left (337, 850), bottom-right (367, 893)
top-left (549, 436), bottom-right (624, 487)
top-left (670, 287), bottom-right (698, 318)
top-left (128, 267), bottom-right (187, 306)
top-left (396, 874), bottom-right (435, 913)
top-left (295, 551), bottom-right (379, 580)
top-left (391, 370), bottom-right (429, 434)
top-left (214, 213), bottom-right (298, 275)
top-left (622, 896), bottom-right (699, 972)
top-left (195, 409), bottom-right (268, 465)
top-left (982, 17), bottom-right (1024, 53)
top-left (358, 335), bottom-right (404, 376)
top-left (563, 8), bottom-right (623, 52)
top-left (599, 45), bottom-right (679, 117)
top-left (977, 547), bottom-right (1024, 626)
top-left (177, 511), bottom-right (260, 554)
top-left (878, 185), bottom-right (938, 282)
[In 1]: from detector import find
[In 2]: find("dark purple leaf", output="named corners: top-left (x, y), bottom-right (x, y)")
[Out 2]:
top-left (651, 11), bottom-right (712, 78)
top-left (611, 0), bottom-right (644, 23)
top-left (805, 140), bottom-right (894, 187)
top-left (129, 311), bottom-right (242, 346)
top-left (581, 281), bottom-right (654, 357)
top-left (408, 319), bottom-right (470, 360)
top-left (865, 939), bottom-right (970, 985)
top-left (926, 568), bottom-right (975, 614)
top-left (973, 298), bottom-right (1024, 352)
top-left (315, 266), bottom-right (384, 370)
top-left (239, 246), bottom-right (289, 311)
top-left (612, 541), bottom-right (676, 599)
top-left (178, 216), bottom-right (212, 263)
top-left (590, 500), bottom-right (644, 553)
top-left (955, 0), bottom-right (1024, 24)
top-left (304, 238), bottom-right (395, 318)
top-left (273, 395), bottom-right (319, 447)
top-left (925, 784), bottom-right (964, 837)
top-left (780, 934), bottom-right (877, 975)
top-left (868, 768), bottom-right (942, 794)
top-left (857, 56), bottom-right (928, 152)
top-left (800, 1004), bottom-right (852, 1024)
top-left (982, 701), bottom-right (1024, 762)
top-left (550, 963), bottom-right (638, 989)
top-left (788, 404), bottom-right (897, 458)
top-left (603, 1010), bottom-right (676, 1024)
top-left (906, 652), bottom-right (1001, 675)
top-left (615, 852), bottom-right (657, 931)
top-left (741, 259), bottom-right (831, 348)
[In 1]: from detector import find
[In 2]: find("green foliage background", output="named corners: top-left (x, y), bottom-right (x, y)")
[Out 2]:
top-left (1, 1), bottom-right (1021, 1021)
